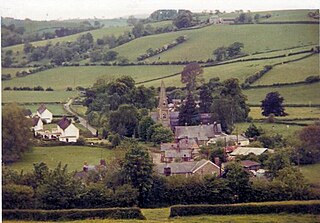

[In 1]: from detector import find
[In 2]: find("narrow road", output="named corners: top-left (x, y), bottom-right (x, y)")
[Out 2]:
top-left (64, 99), bottom-right (97, 136)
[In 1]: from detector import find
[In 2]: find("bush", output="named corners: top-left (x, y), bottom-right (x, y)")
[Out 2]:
top-left (33, 86), bottom-right (44, 91)
top-left (66, 87), bottom-right (73, 91)
top-left (45, 87), bottom-right (54, 91)
top-left (305, 75), bottom-right (320, 83)
top-left (169, 200), bottom-right (320, 217)
top-left (3, 207), bottom-right (145, 221)
top-left (2, 184), bottom-right (35, 209)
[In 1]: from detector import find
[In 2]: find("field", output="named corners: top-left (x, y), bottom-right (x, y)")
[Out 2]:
top-left (2, 91), bottom-right (77, 103)
top-left (253, 54), bottom-right (319, 85)
top-left (3, 213), bottom-right (319, 223)
top-left (300, 163), bottom-right (320, 187)
top-left (7, 146), bottom-right (115, 173)
top-left (257, 9), bottom-right (319, 22)
top-left (249, 107), bottom-right (320, 120)
top-left (24, 104), bottom-right (68, 115)
top-left (113, 24), bottom-right (318, 62)
top-left (244, 82), bottom-right (320, 105)
top-left (71, 104), bottom-right (88, 117)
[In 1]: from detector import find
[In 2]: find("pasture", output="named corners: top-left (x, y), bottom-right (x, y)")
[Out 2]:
top-left (300, 163), bottom-right (320, 187)
top-left (243, 82), bottom-right (320, 105)
top-left (7, 146), bottom-right (115, 173)
top-left (24, 103), bottom-right (68, 115)
top-left (253, 54), bottom-right (319, 85)
top-left (2, 91), bottom-right (77, 104)
top-left (113, 24), bottom-right (318, 62)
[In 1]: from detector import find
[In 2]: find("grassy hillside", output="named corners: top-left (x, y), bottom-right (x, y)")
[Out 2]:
top-left (257, 9), bottom-right (319, 22)
top-left (113, 24), bottom-right (318, 62)
top-left (244, 82), bottom-right (320, 105)
top-left (24, 104), bottom-right (68, 115)
top-left (7, 146), bottom-right (115, 173)
top-left (253, 54), bottom-right (319, 85)
top-left (249, 107), bottom-right (320, 120)
top-left (2, 91), bottom-right (77, 103)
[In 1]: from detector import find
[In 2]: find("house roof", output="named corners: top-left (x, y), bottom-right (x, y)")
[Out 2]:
top-left (165, 149), bottom-right (192, 158)
top-left (22, 109), bottom-right (32, 117)
top-left (175, 124), bottom-right (216, 141)
top-left (240, 160), bottom-right (261, 168)
top-left (57, 116), bottom-right (72, 130)
top-left (155, 159), bottom-right (219, 175)
top-left (230, 147), bottom-right (268, 156)
top-left (32, 116), bottom-right (41, 126)
top-left (37, 104), bottom-right (47, 114)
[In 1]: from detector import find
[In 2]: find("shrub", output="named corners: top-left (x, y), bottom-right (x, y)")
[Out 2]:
top-left (33, 86), bottom-right (44, 91)
top-left (2, 184), bottom-right (35, 209)
top-left (66, 87), bottom-right (73, 91)
top-left (170, 200), bottom-right (320, 217)
top-left (45, 87), bottom-right (54, 91)
top-left (3, 207), bottom-right (145, 221)
top-left (305, 75), bottom-right (320, 83)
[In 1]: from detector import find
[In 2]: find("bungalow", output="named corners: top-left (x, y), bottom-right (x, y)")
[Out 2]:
top-left (155, 159), bottom-right (222, 177)
top-left (36, 104), bottom-right (53, 123)
top-left (32, 116), bottom-right (43, 133)
top-left (230, 147), bottom-right (271, 156)
top-left (56, 116), bottom-right (79, 142)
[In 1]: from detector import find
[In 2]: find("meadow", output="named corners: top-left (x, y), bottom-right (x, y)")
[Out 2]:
top-left (300, 163), bottom-right (320, 187)
top-left (7, 146), bottom-right (115, 173)
top-left (113, 24), bottom-right (318, 62)
top-left (2, 91), bottom-right (77, 104)
top-left (244, 82), bottom-right (320, 105)
top-left (24, 103), bottom-right (68, 115)
top-left (253, 54), bottom-right (319, 85)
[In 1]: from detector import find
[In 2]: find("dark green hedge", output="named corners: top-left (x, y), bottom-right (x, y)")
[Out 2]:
top-left (3, 207), bottom-right (145, 221)
top-left (170, 200), bottom-right (320, 217)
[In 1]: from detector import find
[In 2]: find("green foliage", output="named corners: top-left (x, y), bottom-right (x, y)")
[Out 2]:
top-left (138, 116), bottom-right (156, 141)
top-left (178, 93), bottom-right (201, 126)
top-left (181, 62), bottom-right (204, 92)
top-left (151, 126), bottom-right (174, 144)
top-left (2, 207), bottom-right (145, 221)
top-left (245, 123), bottom-right (263, 138)
top-left (265, 149), bottom-right (291, 177)
top-left (173, 12), bottom-right (194, 29)
top-left (2, 103), bottom-right (33, 163)
top-left (297, 124), bottom-right (320, 164)
top-left (261, 91), bottom-right (288, 117)
top-left (169, 200), bottom-right (320, 217)
top-left (199, 85), bottom-right (213, 113)
top-left (2, 184), bottom-right (35, 209)
top-left (111, 133), bottom-right (121, 148)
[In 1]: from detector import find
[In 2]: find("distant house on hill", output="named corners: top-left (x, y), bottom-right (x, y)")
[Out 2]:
top-left (56, 117), bottom-right (79, 142)
top-left (36, 104), bottom-right (53, 123)
top-left (74, 160), bottom-right (107, 181)
top-left (32, 116), bottom-right (43, 133)
top-left (155, 159), bottom-right (222, 177)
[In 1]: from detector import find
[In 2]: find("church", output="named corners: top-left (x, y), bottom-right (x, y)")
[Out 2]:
top-left (150, 81), bottom-right (217, 130)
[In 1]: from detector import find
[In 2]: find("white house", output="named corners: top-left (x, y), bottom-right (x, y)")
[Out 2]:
top-left (32, 116), bottom-right (43, 133)
top-left (37, 104), bottom-right (53, 124)
top-left (57, 117), bottom-right (79, 142)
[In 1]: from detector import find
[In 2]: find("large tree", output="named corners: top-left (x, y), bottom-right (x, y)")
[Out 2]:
top-left (122, 145), bottom-right (153, 206)
top-left (178, 93), bottom-right (200, 126)
top-left (173, 12), bottom-right (193, 29)
top-left (261, 91), bottom-right (287, 117)
top-left (199, 85), bottom-right (213, 113)
top-left (2, 103), bottom-right (33, 163)
top-left (181, 62), bottom-right (204, 93)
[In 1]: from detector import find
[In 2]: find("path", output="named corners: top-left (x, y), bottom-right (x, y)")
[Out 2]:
top-left (64, 99), bottom-right (97, 136)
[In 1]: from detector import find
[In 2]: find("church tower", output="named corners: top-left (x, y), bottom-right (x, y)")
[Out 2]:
top-left (157, 81), bottom-right (170, 127)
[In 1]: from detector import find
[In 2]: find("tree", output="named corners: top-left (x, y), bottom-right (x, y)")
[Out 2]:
top-left (213, 47), bottom-right (227, 61)
top-left (226, 42), bottom-right (244, 58)
top-left (245, 123), bottom-right (262, 138)
top-left (150, 126), bottom-right (174, 144)
top-left (297, 124), bottom-right (320, 164)
top-left (235, 13), bottom-right (253, 23)
top-left (254, 14), bottom-right (260, 23)
top-left (122, 145), bottom-right (153, 206)
top-left (138, 116), bottom-right (155, 141)
top-left (261, 92), bottom-right (288, 117)
top-left (199, 85), bottom-right (213, 113)
top-left (178, 93), bottom-right (200, 126)
top-left (103, 50), bottom-right (118, 61)
top-left (173, 12), bottom-right (193, 29)
top-left (132, 22), bottom-right (145, 38)
top-left (265, 149), bottom-right (291, 178)
top-left (23, 42), bottom-right (34, 53)
top-left (2, 103), bottom-right (33, 163)
top-left (127, 15), bottom-right (138, 26)
top-left (181, 62), bottom-right (204, 93)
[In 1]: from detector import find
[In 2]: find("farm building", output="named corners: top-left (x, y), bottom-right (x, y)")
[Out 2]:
top-left (230, 147), bottom-right (271, 156)
top-left (36, 104), bottom-right (53, 124)
top-left (56, 117), bottom-right (80, 142)
top-left (32, 116), bottom-right (43, 133)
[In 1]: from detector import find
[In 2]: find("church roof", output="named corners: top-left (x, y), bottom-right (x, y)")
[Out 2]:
top-left (175, 124), bottom-right (216, 141)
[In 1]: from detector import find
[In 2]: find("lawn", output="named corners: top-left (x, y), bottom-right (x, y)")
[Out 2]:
top-left (3, 214), bottom-right (319, 223)
top-left (300, 163), bottom-right (320, 187)
top-left (1, 91), bottom-right (77, 104)
top-left (1, 65), bottom-right (184, 91)
top-left (243, 82), bottom-right (320, 105)
top-left (71, 104), bottom-right (88, 117)
top-left (253, 54), bottom-right (320, 85)
top-left (113, 24), bottom-right (318, 62)
top-left (7, 146), bottom-right (115, 173)
top-left (249, 107), bottom-right (320, 120)
top-left (23, 104), bottom-right (68, 116)
top-left (233, 122), bottom-right (303, 139)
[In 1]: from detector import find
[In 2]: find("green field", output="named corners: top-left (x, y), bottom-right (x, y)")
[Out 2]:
top-left (258, 9), bottom-right (319, 22)
top-left (300, 163), bottom-right (320, 187)
top-left (113, 24), bottom-right (318, 62)
top-left (3, 213), bottom-right (319, 223)
top-left (2, 91), bottom-right (77, 103)
top-left (234, 122), bottom-right (303, 139)
top-left (71, 104), bottom-right (88, 117)
top-left (1, 68), bottom-right (34, 77)
top-left (244, 82), bottom-right (320, 105)
top-left (249, 107), bottom-right (320, 120)
top-left (7, 146), bottom-right (115, 173)
top-left (253, 54), bottom-right (319, 85)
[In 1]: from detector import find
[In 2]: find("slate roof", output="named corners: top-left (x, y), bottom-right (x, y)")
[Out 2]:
top-left (230, 147), bottom-right (268, 156)
top-left (37, 104), bottom-right (47, 114)
top-left (57, 116), bottom-right (71, 130)
top-left (155, 159), bottom-right (216, 175)
top-left (165, 149), bottom-right (192, 158)
top-left (175, 125), bottom-right (216, 141)
top-left (32, 116), bottom-right (40, 127)
top-left (22, 109), bottom-right (32, 117)
top-left (240, 160), bottom-right (261, 168)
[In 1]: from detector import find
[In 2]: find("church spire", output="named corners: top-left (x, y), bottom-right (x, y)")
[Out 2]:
top-left (158, 80), bottom-right (168, 109)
